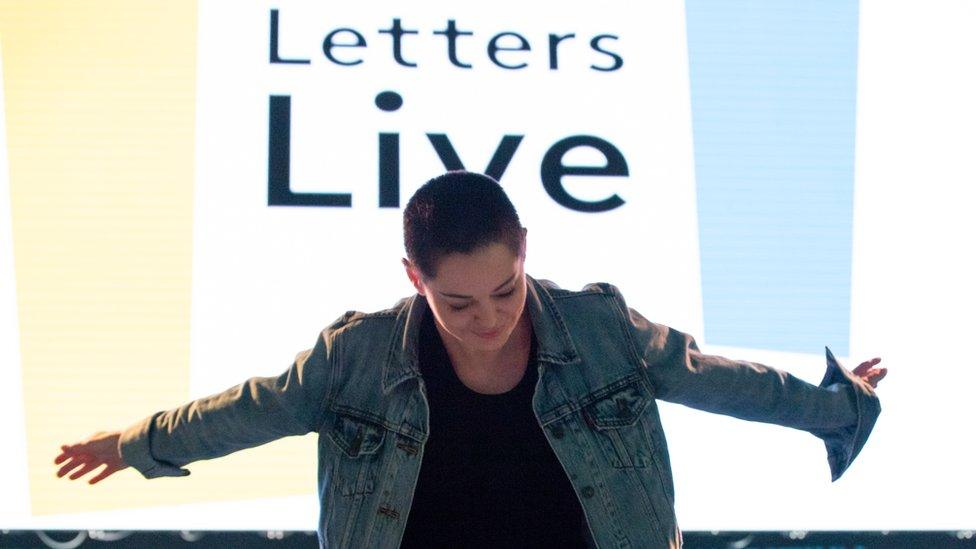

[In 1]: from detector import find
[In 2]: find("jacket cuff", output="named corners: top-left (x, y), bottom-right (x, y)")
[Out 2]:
top-left (119, 412), bottom-right (191, 479)
top-left (815, 347), bottom-right (882, 482)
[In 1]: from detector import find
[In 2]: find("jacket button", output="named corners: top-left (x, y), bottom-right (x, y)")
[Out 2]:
top-left (551, 425), bottom-right (565, 439)
top-left (581, 486), bottom-right (595, 499)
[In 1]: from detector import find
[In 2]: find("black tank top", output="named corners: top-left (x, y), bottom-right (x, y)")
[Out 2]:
top-left (399, 310), bottom-right (587, 548)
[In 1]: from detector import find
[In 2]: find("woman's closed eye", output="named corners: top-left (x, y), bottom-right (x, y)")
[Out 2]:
top-left (447, 288), bottom-right (515, 311)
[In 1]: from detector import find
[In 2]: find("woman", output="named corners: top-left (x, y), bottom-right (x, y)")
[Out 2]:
top-left (56, 171), bottom-right (886, 548)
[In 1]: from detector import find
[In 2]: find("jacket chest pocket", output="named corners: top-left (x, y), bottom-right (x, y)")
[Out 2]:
top-left (326, 413), bottom-right (387, 497)
top-left (582, 380), bottom-right (654, 469)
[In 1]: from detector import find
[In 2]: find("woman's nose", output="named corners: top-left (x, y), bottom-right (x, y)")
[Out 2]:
top-left (473, 302), bottom-right (498, 326)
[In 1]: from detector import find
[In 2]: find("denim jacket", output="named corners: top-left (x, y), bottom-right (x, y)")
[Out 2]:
top-left (119, 277), bottom-right (881, 548)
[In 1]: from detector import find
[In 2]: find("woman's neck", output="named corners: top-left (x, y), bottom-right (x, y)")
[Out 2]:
top-left (438, 312), bottom-right (533, 393)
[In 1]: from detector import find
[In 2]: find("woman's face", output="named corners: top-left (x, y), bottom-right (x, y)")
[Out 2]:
top-left (405, 241), bottom-right (528, 355)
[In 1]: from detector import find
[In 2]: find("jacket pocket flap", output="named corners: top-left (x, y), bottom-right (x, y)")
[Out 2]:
top-left (584, 381), bottom-right (650, 429)
top-left (328, 414), bottom-right (386, 457)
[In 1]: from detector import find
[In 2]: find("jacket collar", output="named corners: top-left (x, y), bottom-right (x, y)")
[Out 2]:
top-left (382, 275), bottom-right (581, 393)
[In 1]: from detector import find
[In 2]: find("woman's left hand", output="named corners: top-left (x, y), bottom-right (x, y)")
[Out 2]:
top-left (852, 357), bottom-right (887, 389)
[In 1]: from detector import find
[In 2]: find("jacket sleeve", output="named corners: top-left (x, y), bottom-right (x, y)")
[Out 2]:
top-left (118, 326), bottom-right (338, 479)
top-left (616, 290), bottom-right (880, 481)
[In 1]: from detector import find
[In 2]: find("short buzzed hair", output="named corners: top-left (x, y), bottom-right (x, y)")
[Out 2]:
top-left (403, 171), bottom-right (524, 278)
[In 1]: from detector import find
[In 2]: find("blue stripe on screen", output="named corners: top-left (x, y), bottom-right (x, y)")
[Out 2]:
top-left (685, 1), bottom-right (858, 355)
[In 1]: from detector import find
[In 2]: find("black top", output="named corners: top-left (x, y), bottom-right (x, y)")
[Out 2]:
top-left (399, 310), bottom-right (587, 548)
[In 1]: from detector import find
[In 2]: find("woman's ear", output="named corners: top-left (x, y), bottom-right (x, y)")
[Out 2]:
top-left (402, 258), bottom-right (426, 295)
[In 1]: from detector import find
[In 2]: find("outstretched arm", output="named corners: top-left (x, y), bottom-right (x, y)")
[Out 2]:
top-left (55, 323), bottom-right (340, 483)
top-left (608, 286), bottom-right (883, 481)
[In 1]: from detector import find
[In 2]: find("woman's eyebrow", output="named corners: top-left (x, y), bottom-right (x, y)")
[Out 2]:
top-left (438, 273), bottom-right (516, 299)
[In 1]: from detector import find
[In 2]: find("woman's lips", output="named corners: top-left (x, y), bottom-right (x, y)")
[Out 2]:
top-left (473, 329), bottom-right (502, 339)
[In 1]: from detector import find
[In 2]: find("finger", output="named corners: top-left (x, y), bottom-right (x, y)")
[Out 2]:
top-left (54, 445), bottom-right (82, 464)
top-left (871, 368), bottom-right (888, 384)
top-left (89, 465), bottom-right (122, 485)
top-left (69, 462), bottom-right (102, 481)
top-left (57, 456), bottom-right (90, 479)
top-left (863, 368), bottom-right (888, 388)
top-left (57, 458), bottom-right (83, 478)
top-left (853, 358), bottom-right (881, 376)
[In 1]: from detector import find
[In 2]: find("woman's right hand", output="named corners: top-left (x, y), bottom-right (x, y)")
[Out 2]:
top-left (55, 431), bottom-right (130, 484)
